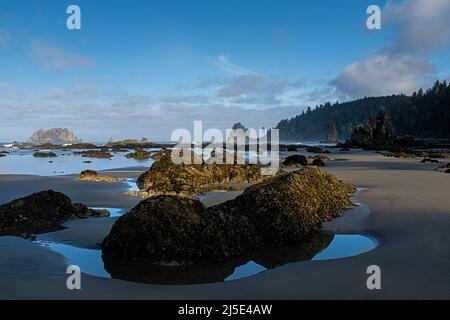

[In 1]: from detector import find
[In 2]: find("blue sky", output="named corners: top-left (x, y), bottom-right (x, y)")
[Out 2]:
top-left (0, 0), bottom-right (449, 141)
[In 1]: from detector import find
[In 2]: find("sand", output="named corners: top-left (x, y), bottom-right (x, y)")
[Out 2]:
top-left (1, 150), bottom-right (449, 299)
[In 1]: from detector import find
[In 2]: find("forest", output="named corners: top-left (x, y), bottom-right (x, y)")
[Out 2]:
top-left (276, 81), bottom-right (450, 141)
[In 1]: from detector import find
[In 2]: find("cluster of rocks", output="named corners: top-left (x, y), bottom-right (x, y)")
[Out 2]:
top-left (77, 170), bottom-right (125, 183)
top-left (348, 107), bottom-right (397, 148)
top-left (282, 154), bottom-right (327, 167)
top-left (0, 190), bottom-right (109, 237)
top-left (102, 168), bottom-right (354, 265)
top-left (132, 151), bottom-right (263, 198)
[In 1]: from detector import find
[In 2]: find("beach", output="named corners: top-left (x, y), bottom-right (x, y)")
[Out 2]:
top-left (1, 150), bottom-right (449, 299)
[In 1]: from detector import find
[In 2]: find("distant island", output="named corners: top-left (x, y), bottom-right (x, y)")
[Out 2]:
top-left (27, 128), bottom-right (82, 145)
top-left (276, 81), bottom-right (450, 141)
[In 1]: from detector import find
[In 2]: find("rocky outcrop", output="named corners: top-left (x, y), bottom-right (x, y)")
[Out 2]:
top-left (325, 122), bottom-right (338, 143)
top-left (125, 149), bottom-right (152, 160)
top-left (77, 170), bottom-right (125, 182)
top-left (0, 190), bottom-right (109, 237)
top-left (74, 150), bottom-right (113, 159)
top-left (102, 168), bottom-right (354, 265)
top-left (33, 151), bottom-right (57, 158)
top-left (348, 107), bottom-right (397, 148)
top-left (421, 158), bottom-right (440, 164)
top-left (135, 152), bottom-right (263, 197)
top-left (27, 128), bottom-right (81, 145)
top-left (282, 155), bottom-right (308, 167)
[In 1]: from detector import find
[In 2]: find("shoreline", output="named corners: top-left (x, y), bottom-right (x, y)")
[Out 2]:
top-left (1, 150), bottom-right (450, 299)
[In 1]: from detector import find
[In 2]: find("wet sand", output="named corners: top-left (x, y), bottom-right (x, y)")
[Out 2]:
top-left (1, 150), bottom-right (450, 299)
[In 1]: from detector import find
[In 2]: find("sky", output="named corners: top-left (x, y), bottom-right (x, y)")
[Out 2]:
top-left (0, 0), bottom-right (449, 141)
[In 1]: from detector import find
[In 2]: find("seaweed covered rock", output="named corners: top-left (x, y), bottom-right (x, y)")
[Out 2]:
top-left (74, 150), bottom-right (113, 159)
top-left (136, 151), bottom-right (263, 197)
top-left (103, 168), bottom-right (354, 264)
top-left (33, 151), bottom-right (57, 158)
top-left (282, 154), bottom-right (308, 167)
top-left (0, 190), bottom-right (109, 237)
top-left (102, 196), bottom-right (256, 265)
top-left (125, 149), bottom-right (152, 160)
top-left (77, 170), bottom-right (125, 182)
top-left (213, 168), bottom-right (353, 245)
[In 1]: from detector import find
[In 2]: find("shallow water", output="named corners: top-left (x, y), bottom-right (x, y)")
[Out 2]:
top-left (35, 233), bottom-right (377, 285)
top-left (0, 149), bottom-right (157, 176)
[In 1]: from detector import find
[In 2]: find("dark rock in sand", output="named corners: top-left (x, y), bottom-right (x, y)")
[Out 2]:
top-left (102, 196), bottom-right (256, 265)
top-left (340, 148), bottom-right (351, 152)
top-left (283, 154), bottom-right (308, 167)
top-left (306, 146), bottom-right (330, 154)
top-left (421, 158), bottom-right (440, 164)
top-left (435, 163), bottom-right (450, 173)
top-left (0, 190), bottom-right (110, 237)
top-left (287, 145), bottom-right (298, 152)
top-left (103, 168), bottom-right (354, 264)
top-left (0, 154), bottom-right (5, 158)
top-left (74, 150), bottom-right (113, 159)
top-left (33, 151), bottom-right (57, 158)
top-left (311, 158), bottom-right (326, 167)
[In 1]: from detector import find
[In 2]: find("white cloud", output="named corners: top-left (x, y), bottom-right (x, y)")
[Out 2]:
top-left (332, 0), bottom-right (450, 98)
top-left (332, 52), bottom-right (435, 97)
top-left (0, 29), bottom-right (11, 48)
top-left (384, 0), bottom-right (450, 53)
top-left (31, 39), bottom-right (93, 71)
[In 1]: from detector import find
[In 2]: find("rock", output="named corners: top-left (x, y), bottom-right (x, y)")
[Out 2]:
top-left (340, 148), bottom-right (351, 152)
top-left (0, 154), bottom-right (5, 158)
top-left (224, 168), bottom-right (353, 245)
top-left (74, 150), bottom-right (113, 158)
top-left (384, 151), bottom-right (416, 159)
top-left (311, 158), bottom-right (326, 167)
top-left (287, 145), bottom-right (298, 152)
top-left (325, 122), bottom-right (338, 143)
top-left (414, 151), bottom-right (450, 159)
top-left (102, 196), bottom-right (257, 264)
top-left (348, 107), bottom-right (397, 148)
top-left (435, 163), bottom-right (450, 173)
top-left (421, 158), bottom-right (440, 164)
top-left (77, 170), bottom-right (125, 182)
top-left (103, 168), bottom-right (354, 264)
top-left (306, 146), bottom-right (330, 154)
top-left (283, 155), bottom-right (308, 167)
top-left (27, 128), bottom-right (81, 145)
top-left (125, 149), bottom-right (152, 160)
top-left (33, 152), bottom-right (57, 158)
top-left (0, 190), bottom-right (110, 237)
top-left (135, 151), bottom-right (263, 197)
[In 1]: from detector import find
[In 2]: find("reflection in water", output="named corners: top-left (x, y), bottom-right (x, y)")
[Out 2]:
top-left (89, 207), bottom-right (123, 218)
top-left (36, 232), bottom-right (377, 285)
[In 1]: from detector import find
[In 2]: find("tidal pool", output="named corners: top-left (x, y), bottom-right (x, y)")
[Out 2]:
top-left (35, 233), bottom-right (377, 285)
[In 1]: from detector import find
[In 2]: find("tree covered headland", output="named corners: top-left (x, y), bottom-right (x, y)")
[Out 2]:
top-left (276, 81), bottom-right (450, 141)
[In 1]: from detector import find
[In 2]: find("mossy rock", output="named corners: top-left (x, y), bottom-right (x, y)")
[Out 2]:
top-left (33, 152), bottom-right (57, 158)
